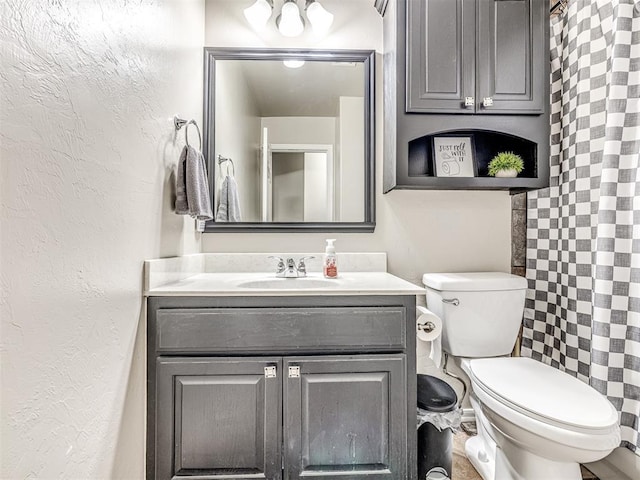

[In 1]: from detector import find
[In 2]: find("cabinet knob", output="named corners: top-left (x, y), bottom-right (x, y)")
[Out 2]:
top-left (464, 96), bottom-right (475, 108)
top-left (482, 97), bottom-right (494, 108)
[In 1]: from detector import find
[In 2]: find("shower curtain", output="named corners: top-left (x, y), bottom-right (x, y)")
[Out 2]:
top-left (522, 0), bottom-right (640, 455)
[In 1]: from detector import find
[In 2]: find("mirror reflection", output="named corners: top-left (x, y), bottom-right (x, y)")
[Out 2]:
top-left (204, 49), bottom-right (375, 231)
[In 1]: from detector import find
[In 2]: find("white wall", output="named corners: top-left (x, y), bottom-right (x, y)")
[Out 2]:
top-left (215, 61), bottom-right (261, 221)
top-left (0, 0), bottom-right (205, 478)
top-left (339, 96), bottom-right (365, 222)
top-left (203, 0), bottom-right (511, 281)
top-left (261, 117), bottom-right (336, 145)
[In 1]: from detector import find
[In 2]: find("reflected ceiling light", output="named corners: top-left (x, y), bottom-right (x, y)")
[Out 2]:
top-left (243, 0), bottom-right (273, 29)
top-left (305, 0), bottom-right (333, 34)
top-left (283, 60), bottom-right (305, 68)
top-left (276, 0), bottom-right (305, 37)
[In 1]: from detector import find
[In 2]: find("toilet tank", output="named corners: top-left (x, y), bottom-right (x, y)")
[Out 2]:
top-left (422, 272), bottom-right (528, 358)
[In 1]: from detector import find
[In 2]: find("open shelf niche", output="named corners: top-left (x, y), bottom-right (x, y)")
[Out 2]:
top-left (405, 130), bottom-right (540, 190)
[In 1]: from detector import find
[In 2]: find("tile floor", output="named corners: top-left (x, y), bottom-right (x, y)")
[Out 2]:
top-left (452, 431), bottom-right (599, 480)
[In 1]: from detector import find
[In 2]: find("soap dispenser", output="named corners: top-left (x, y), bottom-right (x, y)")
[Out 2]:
top-left (323, 239), bottom-right (338, 278)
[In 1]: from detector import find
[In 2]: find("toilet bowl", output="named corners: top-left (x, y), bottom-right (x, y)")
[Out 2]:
top-left (422, 272), bottom-right (621, 480)
top-left (463, 357), bottom-right (620, 480)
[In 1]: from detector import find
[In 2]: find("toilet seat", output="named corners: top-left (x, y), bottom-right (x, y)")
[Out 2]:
top-left (469, 357), bottom-right (619, 432)
top-left (468, 357), bottom-right (620, 453)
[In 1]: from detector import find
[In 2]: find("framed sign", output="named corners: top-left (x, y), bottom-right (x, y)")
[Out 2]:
top-left (432, 136), bottom-right (476, 177)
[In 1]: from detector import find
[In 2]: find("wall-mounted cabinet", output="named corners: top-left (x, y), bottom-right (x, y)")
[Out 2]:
top-left (380, 0), bottom-right (550, 191)
top-left (407, 0), bottom-right (545, 114)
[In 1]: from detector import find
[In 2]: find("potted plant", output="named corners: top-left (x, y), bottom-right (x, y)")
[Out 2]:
top-left (488, 151), bottom-right (524, 178)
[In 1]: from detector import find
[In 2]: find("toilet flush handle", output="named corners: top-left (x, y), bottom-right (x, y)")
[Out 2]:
top-left (442, 298), bottom-right (460, 306)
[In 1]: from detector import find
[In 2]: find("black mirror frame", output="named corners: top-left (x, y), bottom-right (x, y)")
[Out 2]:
top-left (203, 48), bottom-right (375, 233)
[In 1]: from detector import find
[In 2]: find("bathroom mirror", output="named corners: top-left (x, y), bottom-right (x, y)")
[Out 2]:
top-left (203, 48), bottom-right (375, 232)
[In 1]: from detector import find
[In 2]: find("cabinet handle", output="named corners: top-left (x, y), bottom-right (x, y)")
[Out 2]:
top-left (482, 97), bottom-right (494, 108)
top-left (264, 366), bottom-right (277, 378)
top-left (464, 96), bottom-right (475, 108)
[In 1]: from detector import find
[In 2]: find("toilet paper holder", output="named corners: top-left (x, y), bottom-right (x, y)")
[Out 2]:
top-left (417, 320), bottom-right (436, 333)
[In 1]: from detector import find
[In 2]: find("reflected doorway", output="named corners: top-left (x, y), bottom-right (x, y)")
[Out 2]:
top-left (266, 144), bottom-right (334, 223)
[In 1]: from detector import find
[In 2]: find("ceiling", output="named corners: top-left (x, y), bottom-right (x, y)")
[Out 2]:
top-left (231, 60), bottom-right (365, 117)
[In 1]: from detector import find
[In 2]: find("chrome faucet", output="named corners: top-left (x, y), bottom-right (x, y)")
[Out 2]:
top-left (285, 258), bottom-right (298, 277)
top-left (269, 256), bottom-right (315, 278)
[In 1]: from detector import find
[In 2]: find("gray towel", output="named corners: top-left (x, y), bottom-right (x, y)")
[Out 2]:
top-left (175, 145), bottom-right (213, 221)
top-left (215, 175), bottom-right (242, 222)
top-left (175, 146), bottom-right (189, 215)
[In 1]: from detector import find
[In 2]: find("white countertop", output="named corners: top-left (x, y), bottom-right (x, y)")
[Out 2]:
top-left (145, 272), bottom-right (424, 297)
top-left (144, 254), bottom-right (424, 297)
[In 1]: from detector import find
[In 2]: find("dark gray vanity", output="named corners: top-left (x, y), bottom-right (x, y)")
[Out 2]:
top-left (145, 258), bottom-right (423, 480)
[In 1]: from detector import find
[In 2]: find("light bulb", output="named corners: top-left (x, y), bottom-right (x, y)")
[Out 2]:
top-left (283, 60), bottom-right (305, 68)
top-left (306, 0), bottom-right (333, 34)
top-left (277, 1), bottom-right (305, 37)
top-left (243, 0), bottom-right (273, 30)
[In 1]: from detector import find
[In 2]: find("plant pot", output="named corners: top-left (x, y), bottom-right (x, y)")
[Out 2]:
top-left (494, 169), bottom-right (518, 178)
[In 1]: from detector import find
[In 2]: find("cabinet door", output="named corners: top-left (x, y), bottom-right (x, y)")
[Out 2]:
top-left (284, 355), bottom-right (407, 480)
top-left (406, 0), bottom-right (476, 113)
top-left (156, 357), bottom-right (282, 480)
top-left (476, 0), bottom-right (545, 113)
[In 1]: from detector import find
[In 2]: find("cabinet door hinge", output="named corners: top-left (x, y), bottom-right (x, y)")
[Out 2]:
top-left (288, 366), bottom-right (300, 378)
top-left (264, 366), bottom-right (277, 378)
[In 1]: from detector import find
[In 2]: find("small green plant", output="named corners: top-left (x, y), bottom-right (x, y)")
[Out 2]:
top-left (488, 151), bottom-right (524, 176)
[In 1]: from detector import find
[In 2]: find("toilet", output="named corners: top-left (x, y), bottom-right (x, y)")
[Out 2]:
top-left (422, 272), bottom-right (621, 480)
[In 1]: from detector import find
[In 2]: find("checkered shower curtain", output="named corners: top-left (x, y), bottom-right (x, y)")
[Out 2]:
top-left (522, 0), bottom-right (640, 455)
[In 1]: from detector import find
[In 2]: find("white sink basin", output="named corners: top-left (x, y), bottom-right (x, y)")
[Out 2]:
top-left (236, 277), bottom-right (338, 289)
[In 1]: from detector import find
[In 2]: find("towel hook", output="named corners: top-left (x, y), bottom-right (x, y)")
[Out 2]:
top-left (174, 116), bottom-right (202, 150)
top-left (218, 154), bottom-right (235, 177)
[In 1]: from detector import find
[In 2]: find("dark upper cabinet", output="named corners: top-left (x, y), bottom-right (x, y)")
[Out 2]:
top-left (407, 0), bottom-right (545, 114)
top-left (407, 0), bottom-right (476, 113)
top-left (381, 0), bottom-right (550, 191)
top-left (477, 0), bottom-right (545, 113)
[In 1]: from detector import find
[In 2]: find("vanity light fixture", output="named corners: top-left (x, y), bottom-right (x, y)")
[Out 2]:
top-left (277, 0), bottom-right (305, 37)
top-left (305, 0), bottom-right (334, 34)
top-left (243, 0), bottom-right (273, 30)
top-left (244, 0), bottom-right (334, 37)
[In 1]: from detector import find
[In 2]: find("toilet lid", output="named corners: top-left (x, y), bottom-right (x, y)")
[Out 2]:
top-left (469, 357), bottom-right (618, 431)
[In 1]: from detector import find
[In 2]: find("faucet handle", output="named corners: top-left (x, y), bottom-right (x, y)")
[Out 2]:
top-left (268, 255), bottom-right (285, 274)
top-left (297, 256), bottom-right (315, 276)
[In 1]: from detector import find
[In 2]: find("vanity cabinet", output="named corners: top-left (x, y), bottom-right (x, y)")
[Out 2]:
top-left (147, 296), bottom-right (417, 480)
top-left (407, 0), bottom-right (545, 114)
top-left (380, 0), bottom-right (550, 191)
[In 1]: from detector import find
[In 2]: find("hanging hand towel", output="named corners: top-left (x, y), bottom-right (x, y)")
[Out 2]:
top-left (215, 175), bottom-right (242, 222)
top-left (175, 146), bottom-right (189, 215)
top-left (185, 146), bottom-right (213, 220)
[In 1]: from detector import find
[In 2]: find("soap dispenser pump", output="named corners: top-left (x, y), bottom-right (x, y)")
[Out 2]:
top-left (323, 239), bottom-right (338, 279)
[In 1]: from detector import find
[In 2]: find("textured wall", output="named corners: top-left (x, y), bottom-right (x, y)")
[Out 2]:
top-left (0, 0), bottom-right (204, 477)
top-left (203, 0), bottom-right (512, 284)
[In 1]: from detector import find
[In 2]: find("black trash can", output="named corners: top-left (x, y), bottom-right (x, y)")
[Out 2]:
top-left (417, 374), bottom-right (458, 480)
